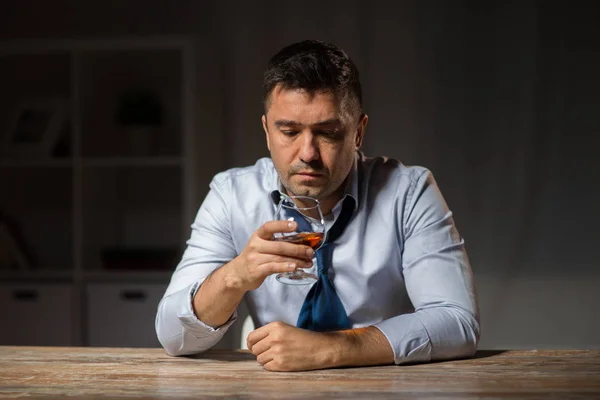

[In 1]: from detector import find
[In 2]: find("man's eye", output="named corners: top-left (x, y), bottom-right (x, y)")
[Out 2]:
top-left (317, 130), bottom-right (342, 139)
top-left (281, 130), bottom-right (298, 137)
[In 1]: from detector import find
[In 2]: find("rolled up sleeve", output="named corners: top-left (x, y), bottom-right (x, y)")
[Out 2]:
top-left (156, 176), bottom-right (239, 356)
top-left (374, 170), bottom-right (480, 364)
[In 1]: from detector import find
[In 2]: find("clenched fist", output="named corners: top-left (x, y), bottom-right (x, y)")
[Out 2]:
top-left (247, 321), bottom-right (340, 372)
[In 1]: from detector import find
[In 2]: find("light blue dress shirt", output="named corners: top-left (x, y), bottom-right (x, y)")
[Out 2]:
top-left (156, 152), bottom-right (480, 364)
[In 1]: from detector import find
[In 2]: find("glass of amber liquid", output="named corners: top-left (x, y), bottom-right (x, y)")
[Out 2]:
top-left (273, 195), bottom-right (325, 285)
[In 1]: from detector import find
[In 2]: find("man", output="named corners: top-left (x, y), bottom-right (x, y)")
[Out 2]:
top-left (156, 40), bottom-right (479, 372)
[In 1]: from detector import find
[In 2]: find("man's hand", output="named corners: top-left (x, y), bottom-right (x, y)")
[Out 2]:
top-left (246, 321), bottom-right (340, 372)
top-left (226, 221), bottom-right (314, 291)
top-left (193, 220), bottom-right (313, 329)
top-left (247, 322), bottom-right (396, 372)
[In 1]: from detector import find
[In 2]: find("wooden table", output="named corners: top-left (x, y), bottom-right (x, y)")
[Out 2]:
top-left (1, 347), bottom-right (599, 399)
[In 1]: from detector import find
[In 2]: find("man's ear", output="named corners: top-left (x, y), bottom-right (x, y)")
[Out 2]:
top-left (262, 115), bottom-right (271, 151)
top-left (355, 113), bottom-right (368, 149)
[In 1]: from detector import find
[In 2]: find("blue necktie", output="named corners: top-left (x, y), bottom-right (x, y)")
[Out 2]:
top-left (296, 197), bottom-right (355, 332)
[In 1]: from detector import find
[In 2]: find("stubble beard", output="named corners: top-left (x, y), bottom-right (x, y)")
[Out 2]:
top-left (284, 180), bottom-right (326, 199)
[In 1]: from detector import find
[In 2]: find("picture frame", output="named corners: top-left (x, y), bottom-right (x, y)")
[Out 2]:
top-left (2, 97), bottom-right (68, 157)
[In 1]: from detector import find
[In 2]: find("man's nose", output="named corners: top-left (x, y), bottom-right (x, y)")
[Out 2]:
top-left (299, 132), bottom-right (320, 163)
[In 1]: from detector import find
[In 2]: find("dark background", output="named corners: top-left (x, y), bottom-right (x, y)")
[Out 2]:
top-left (0, 0), bottom-right (598, 350)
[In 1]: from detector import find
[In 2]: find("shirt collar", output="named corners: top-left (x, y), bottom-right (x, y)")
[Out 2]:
top-left (269, 151), bottom-right (360, 212)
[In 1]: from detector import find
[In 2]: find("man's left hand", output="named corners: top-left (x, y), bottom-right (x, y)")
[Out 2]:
top-left (246, 321), bottom-right (340, 372)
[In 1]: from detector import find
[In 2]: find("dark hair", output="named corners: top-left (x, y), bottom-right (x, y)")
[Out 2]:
top-left (263, 40), bottom-right (363, 118)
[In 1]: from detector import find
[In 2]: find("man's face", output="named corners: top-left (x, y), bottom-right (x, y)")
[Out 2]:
top-left (262, 85), bottom-right (368, 206)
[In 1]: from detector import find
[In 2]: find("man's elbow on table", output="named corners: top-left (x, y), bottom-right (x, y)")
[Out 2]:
top-left (155, 293), bottom-right (228, 357)
top-left (412, 305), bottom-right (481, 363)
top-left (156, 314), bottom-right (225, 357)
top-left (157, 329), bottom-right (221, 357)
top-left (445, 307), bottom-right (480, 361)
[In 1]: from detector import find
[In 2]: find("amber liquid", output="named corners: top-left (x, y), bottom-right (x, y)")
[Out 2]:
top-left (273, 232), bottom-right (324, 249)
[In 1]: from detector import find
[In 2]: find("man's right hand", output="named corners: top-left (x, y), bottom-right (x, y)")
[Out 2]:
top-left (226, 220), bottom-right (315, 291)
top-left (193, 220), bottom-right (314, 328)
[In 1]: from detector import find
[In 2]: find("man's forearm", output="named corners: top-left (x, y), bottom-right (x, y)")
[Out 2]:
top-left (327, 326), bottom-right (395, 368)
top-left (193, 259), bottom-right (247, 328)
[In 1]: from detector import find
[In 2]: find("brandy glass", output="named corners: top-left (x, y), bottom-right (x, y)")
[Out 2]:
top-left (273, 195), bottom-right (325, 285)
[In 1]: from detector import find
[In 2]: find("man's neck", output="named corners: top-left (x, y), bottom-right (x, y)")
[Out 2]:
top-left (318, 187), bottom-right (345, 216)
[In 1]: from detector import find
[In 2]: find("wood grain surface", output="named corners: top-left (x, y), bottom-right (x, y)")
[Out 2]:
top-left (1, 347), bottom-right (599, 399)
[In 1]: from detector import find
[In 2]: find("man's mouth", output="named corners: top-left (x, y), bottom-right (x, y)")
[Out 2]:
top-left (293, 172), bottom-right (325, 183)
top-left (295, 172), bottom-right (324, 179)
top-left (296, 172), bottom-right (322, 176)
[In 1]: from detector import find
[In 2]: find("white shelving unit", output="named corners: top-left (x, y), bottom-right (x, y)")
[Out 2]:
top-left (0, 37), bottom-right (196, 347)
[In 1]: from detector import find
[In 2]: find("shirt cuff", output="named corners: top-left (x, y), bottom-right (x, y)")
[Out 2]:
top-left (177, 280), bottom-right (238, 338)
top-left (373, 314), bottom-right (432, 365)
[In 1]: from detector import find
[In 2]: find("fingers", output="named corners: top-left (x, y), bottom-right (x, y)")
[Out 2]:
top-left (249, 244), bottom-right (314, 279)
top-left (256, 220), bottom-right (298, 240)
top-left (266, 263), bottom-right (311, 277)
top-left (252, 253), bottom-right (313, 270)
top-left (238, 221), bottom-right (316, 290)
top-left (247, 326), bottom-right (270, 351)
top-left (254, 221), bottom-right (315, 260)
top-left (248, 335), bottom-right (272, 356)
top-left (257, 351), bottom-right (274, 367)
top-left (260, 239), bottom-right (314, 260)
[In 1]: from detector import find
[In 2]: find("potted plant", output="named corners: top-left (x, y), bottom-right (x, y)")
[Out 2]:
top-left (115, 91), bottom-right (163, 156)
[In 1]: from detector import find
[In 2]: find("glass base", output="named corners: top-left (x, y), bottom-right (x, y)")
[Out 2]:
top-left (276, 271), bottom-right (318, 285)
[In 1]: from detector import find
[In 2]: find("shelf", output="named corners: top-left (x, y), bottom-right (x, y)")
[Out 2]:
top-left (80, 49), bottom-right (182, 158)
top-left (0, 37), bottom-right (192, 56)
top-left (0, 159), bottom-right (73, 168)
top-left (83, 270), bottom-right (173, 283)
top-left (0, 37), bottom-right (194, 348)
top-left (82, 157), bottom-right (182, 168)
top-left (0, 270), bottom-right (73, 282)
top-left (0, 157), bottom-right (182, 168)
top-left (0, 269), bottom-right (174, 283)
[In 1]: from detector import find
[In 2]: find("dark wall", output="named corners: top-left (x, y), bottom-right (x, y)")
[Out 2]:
top-left (1, 0), bottom-right (599, 349)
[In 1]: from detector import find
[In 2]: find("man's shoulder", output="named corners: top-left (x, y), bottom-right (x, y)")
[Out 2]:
top-left (211, 157), bottom-right (276, 192)
top-left (360, 154), bottom-right (431, 188)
